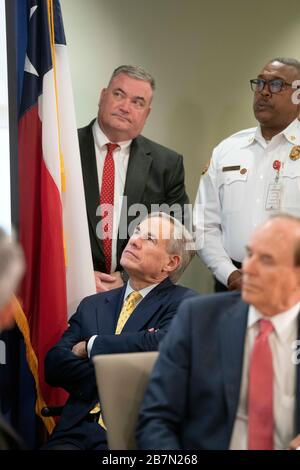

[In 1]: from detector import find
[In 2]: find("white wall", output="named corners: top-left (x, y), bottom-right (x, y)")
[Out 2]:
top-left (0, 0), bottom-right (11, 234)
top-left (60, 0), bottom-right (300, 292)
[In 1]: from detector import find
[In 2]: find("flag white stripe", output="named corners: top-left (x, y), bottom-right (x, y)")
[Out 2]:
top-left (39, 41), bottom-right (95, 316)
top-left (55, 45), bottom-right (95, 315)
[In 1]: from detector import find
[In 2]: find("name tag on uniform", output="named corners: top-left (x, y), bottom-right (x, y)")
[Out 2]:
top-left (265, 183), bottom-right (281, 210)
top-left (222, 165), bottom-right (241, 172)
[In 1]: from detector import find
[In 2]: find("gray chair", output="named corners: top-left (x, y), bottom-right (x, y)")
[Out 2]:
top-left (93, 351), bottom-right (158, 450)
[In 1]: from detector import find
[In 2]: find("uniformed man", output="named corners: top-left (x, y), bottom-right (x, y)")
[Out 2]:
top-left (194, 57), bottom-right (300, 291)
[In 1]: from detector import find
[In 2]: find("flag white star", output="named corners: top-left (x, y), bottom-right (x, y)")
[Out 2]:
top-left (24, 5), bottom-right (39, 76)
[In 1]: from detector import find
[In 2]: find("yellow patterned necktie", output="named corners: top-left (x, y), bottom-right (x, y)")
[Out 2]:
top-left (115, 290), bottom-right (142, 334)
top-left (91, 290), bottom-right (142, 428)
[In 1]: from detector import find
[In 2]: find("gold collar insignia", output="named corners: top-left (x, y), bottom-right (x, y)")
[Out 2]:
top-left (289, 146), bottom-right (300, 161)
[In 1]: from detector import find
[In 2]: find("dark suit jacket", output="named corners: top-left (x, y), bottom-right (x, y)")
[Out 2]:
top-left (44, 278), bottom-right (196, 432)
top-left (78, 120), bottom-right (189, 271)
top-left (0, 413), bottom-right (25, 450)
top-left (137, 292), bottom-right (300, 450)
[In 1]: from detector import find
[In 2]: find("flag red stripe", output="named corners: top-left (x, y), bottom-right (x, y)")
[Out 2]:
top-left (19, 104), bottom-right (68, 406)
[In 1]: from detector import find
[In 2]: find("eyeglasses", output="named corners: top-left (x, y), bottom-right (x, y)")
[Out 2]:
top-left (250, 78), bottom-right (293, 94)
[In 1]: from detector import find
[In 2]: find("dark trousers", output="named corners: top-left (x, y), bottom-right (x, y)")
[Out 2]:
top-left (214, 260), bottom-right (242, 293)
top-left (41, 415), bottom-right (108, 450)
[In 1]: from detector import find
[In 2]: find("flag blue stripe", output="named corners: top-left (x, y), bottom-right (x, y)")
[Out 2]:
top-left (2, 0), bottom-right (68, 448)
top-left (16, 0), bottom-right (28, 110)
top-left (19, 0), bottom-right (52, 117)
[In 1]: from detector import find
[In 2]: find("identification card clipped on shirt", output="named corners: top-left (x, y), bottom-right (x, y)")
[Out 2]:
top-left (265, 183), bottom-right (281, 211)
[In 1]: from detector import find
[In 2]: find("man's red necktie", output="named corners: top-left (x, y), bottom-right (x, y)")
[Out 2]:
top-left (248, 319), bottom-right (274, 450)
top-left (100, 143), bottom-right (118, 273)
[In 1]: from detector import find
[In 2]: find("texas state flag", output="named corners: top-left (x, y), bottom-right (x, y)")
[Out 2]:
top-left (16, 0), bottom-right (95, 434)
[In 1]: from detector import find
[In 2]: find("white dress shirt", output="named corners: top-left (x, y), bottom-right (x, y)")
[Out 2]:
top-left (194, 119), bottom-right (300, 285)
top-left (92, 120), bottom-right (131, 272)
top-left (87, 282), bottom-right (159, 356)
top-left (230, 302), bottom-right (300, 450)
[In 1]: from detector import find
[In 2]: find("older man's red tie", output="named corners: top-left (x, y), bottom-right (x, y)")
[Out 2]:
top-left (248, 319), bottom-right (274, 450)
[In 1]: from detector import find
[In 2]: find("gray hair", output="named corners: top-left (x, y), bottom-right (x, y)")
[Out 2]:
top-left (0, 228), bottom-right (25, 309)
top-left (269, 57), bottom-right (300, 76)
top-left (109, 65), bottom-right (155, 91)
top-left (145, 212), bottom-right (195, 283)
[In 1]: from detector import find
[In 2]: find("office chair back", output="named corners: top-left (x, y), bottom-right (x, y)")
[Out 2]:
top-left (93, 351), bottom-right (158, 450)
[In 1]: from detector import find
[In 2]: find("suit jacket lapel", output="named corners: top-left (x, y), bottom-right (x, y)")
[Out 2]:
top-left (219, 304), bottom-right (300, 437)
top-left (296, 312), bottom-right (300, 432)
top-left (0, 413), bottom-right (24, 449)
top-left (95, 286), bottom-right (126, 334)
top-left (219, 300), bottom-right (249, 434)
top-left (117, 137), bottom-right (152, 261)
top-left (79, 120), bottom-right (104, 258)
top-left (121, 278), bottom-right (172, 332)
top-left (124, 137), bottom-right (153, 210)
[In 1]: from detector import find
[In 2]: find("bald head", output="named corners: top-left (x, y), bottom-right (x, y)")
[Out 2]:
top-left (242, 215), bottom-right (300, 316)
top-left (268, 214), bottom-right (300, 265)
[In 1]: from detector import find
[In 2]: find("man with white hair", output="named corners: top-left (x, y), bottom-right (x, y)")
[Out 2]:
top-left (0, 228), bottom-right (24, 330)
top-left (0, 228), bottom-right (25, 449)
top-left (138, 214), bottom-right (300, 450)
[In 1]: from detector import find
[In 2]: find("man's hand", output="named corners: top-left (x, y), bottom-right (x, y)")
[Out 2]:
top-left (94, 271), bottom-right (124, 293)
top-left (72, 341), bottom-right (88, 358)
top-left (288, 434), bottom-right (300, 450)
top-left (227, 269), bottom-right (242, 291)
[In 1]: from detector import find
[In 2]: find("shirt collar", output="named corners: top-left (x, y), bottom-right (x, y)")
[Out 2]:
top-left (282, 118), bottom-right (300, 145)
top-left (250, 118), bottom-right (300, 148)
top-left (124, 281), bottom-right (159, 301)
top-left (254, 125), bottom-right (269, 147)
top-left (239, 130), bottom-right (256, 149)
top-left (236, 119), bottom-right (300, 149)
top-left (92, 119), bottom-right (132, 152)
top-left (248, 301), bottom-right (300, 342)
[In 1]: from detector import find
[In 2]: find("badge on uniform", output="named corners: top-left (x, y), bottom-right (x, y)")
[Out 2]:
top-left (289, 146), bottom-right (300, 161)
top-left (265, 183), bottom-right (281, 211)
top-left (222, 165), bottom-right (241, 172)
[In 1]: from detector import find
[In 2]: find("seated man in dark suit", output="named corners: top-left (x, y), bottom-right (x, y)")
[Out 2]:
top-left (137, 214), bottom-right (300, 450)
top-left (78, 64), bottom-right (190, 293)
top-left (43, 212), bottom-right (196, 450)
top-left (0, 228), bottom-right (25, 450)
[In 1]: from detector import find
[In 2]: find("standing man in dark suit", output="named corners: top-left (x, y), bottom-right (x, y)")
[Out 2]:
top-left (137, 214), bottom-right (300, 450)
top-left (78, 65), bottom-right (189, 293)
top-left (43, 213), bottom-right (196, 450)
